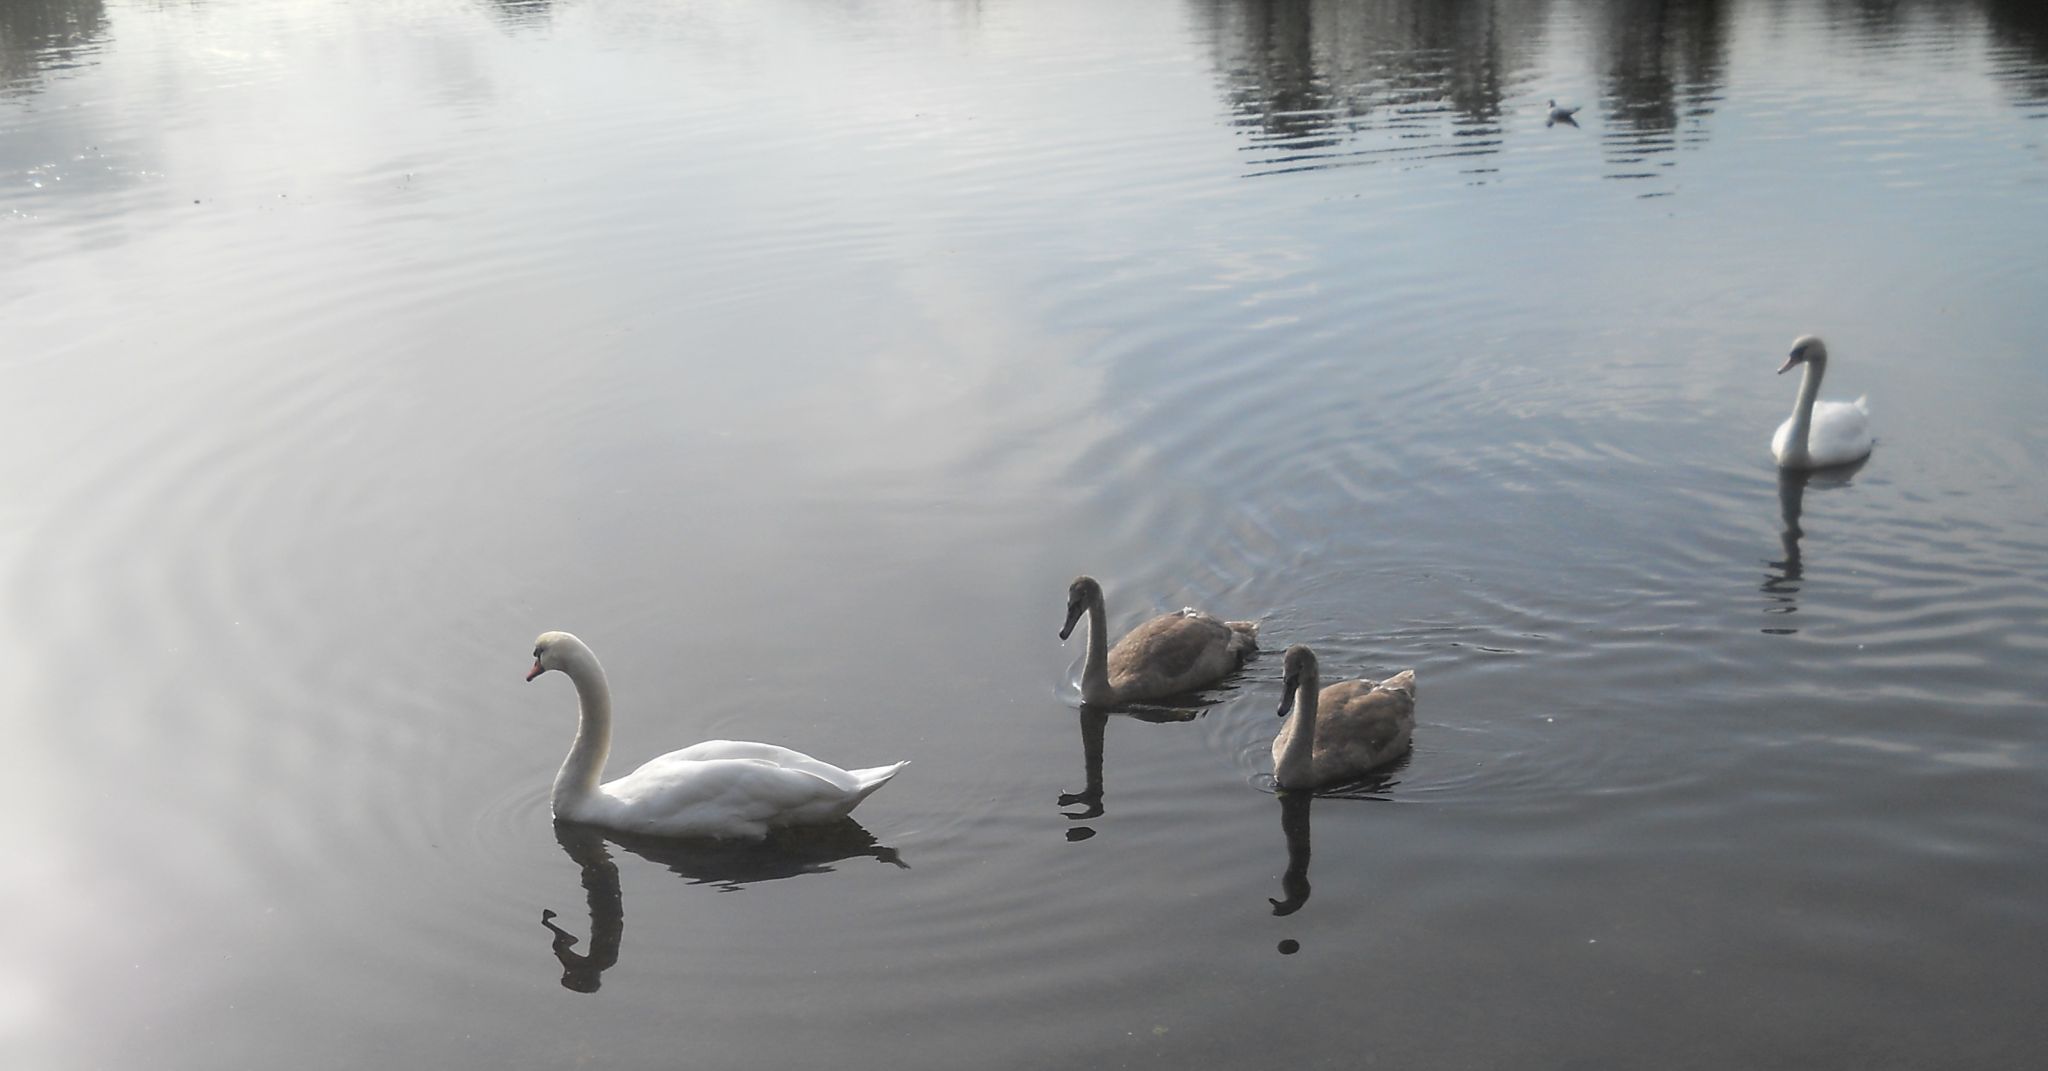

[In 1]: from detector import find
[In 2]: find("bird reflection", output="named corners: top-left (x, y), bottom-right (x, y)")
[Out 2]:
top-left (1761, 468), bottom-right (1809, 632)
top-left (1762, 459), bottom-right (1865, 634)
top-left (543, 823), bottom-right (623, 993)
top-left (1058, 709), bottom-right (1110, 831)
top-left (1268, 790), bottom-right (1314, 917)
top-left (1265, 760), bottom-right (1406, 944)
top-left (1059, 704), bottom-right (1202, 841)
top-left (541, 818), bottom-right (906, 993)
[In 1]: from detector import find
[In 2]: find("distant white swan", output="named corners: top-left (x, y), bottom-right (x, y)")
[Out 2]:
top-left (1059, 575), bottom-right (1258, 705)
top-left (526, 631), bottom-right (906, 839)
top-left (1547, 99), bottom-right (1581, 126)
top-left (1272, 645), bottom-right (1416, 790)
top-left (1772, 335), bottom-right (1873, 470)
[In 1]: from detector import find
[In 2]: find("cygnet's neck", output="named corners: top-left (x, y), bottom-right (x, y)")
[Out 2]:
top-left (1079, 596), bottom-right (1113, 703)
top-left (554, 651), bottom-right (614, 807)
top-left (1275, 670), bottom-right (1321, 788)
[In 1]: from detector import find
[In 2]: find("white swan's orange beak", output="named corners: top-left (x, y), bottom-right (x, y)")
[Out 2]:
top-left (526, 660), bottom-right (546, 682)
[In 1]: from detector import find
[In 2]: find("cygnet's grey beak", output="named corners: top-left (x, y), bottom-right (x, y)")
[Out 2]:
top-left (526, 660), bottom-right (547, 682)
top-left (1058, 603), bottom-right (1083, 641)
top-left (1777, 354), bottom-right (1799, 374)
top-left (1276, 680), bottom-right (1297, 718)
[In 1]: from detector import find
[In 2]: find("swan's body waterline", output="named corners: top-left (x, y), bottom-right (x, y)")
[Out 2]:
top-left (1272, 645), bottom-right (1416, 790)
top-left (527, 631), bottom-right (906, 839)
top-left (1772, 335), bottom-right (1874, 470)
top-left (1058, 575), bottom-right (1258, 705)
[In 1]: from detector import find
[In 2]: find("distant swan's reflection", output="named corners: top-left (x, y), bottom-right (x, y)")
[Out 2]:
top-left (1761, 468), bottom-right (1808, 632)
top-left (541, 818), bottom-right (906, 993)
top-left (1269, 789), bottom-right (1314, 917)
top-left (1762, 460), bottom-right (1865, 634)
top-left (1058, 704), bottom-right (1201, 840)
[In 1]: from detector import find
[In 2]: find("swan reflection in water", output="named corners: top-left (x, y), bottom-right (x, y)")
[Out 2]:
top-left (1762, 460), bottom-right (1866, 634)
top-left (1269, 789), bottom-right (1314, 918)
top-left (541, 818), bottom-right (906, 992)
top-left (1058, 703), bottom-right (1204, 841)
top-left (1266, 761), bottom-right (1406, 950)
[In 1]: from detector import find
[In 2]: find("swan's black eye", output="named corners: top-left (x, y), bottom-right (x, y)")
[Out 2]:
top-left (533, 646), bottom-right (544, 658)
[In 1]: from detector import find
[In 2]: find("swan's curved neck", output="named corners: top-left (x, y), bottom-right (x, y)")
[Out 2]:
top-left (1080, 595), bottom-right (1113, 703)
top-left (1276, 671), bottom-right (1320, 787)
top-left (1786, 357), bottom-right (1826, 458)
top-left (554, 654), bottom-right (613, 808)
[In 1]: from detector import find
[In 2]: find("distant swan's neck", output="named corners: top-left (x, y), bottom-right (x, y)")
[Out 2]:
top-left (1276, 674), bottom-right (1319, 788)
top-left (1786, 358), bottom-right (1825, 459)
top-left (1080, 597), bottom-right (1113, 703)
top-left (555, 657), bottom-right (613, 808)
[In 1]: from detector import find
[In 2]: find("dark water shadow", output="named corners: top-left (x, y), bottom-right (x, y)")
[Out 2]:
top-left (1761, 458), bottom-right (1867, 635)
top-left (1059, 704), bottom-right (1204, 840)
top-left (477, 0), bottom-right (563, 29)
top-left (540, 818), bottom-right (906, 993)
top-left (0, 0), bottom-right (108, 95)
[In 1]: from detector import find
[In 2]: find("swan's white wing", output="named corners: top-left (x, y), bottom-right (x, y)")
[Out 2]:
top-left (666, 739), bottom-right (867, 790)
top-left (598, 755), bottom-right (861, 837)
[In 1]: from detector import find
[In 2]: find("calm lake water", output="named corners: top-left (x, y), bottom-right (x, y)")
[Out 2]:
top-left (4, 0), bottom-right (2047, 1067)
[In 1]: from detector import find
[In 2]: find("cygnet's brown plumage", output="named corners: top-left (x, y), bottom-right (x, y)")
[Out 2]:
top-left (1272, 644), bottom-right (1415, 790)
top-left (1059, 575), bottom-right (1258, 705)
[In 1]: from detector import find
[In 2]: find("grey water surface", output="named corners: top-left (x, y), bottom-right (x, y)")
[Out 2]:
top-left (4, 0), bottom-right (2047, 1067)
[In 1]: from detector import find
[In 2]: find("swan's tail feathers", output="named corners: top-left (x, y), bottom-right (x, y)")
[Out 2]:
top-left (1226, 619), bottom-right (1261, 653)
top-left (1854, 394), bottom-right (1870, 414)
top-left (847, 761), bottom-right (909, 804)
top-left (1378, 669), bottom-right (1417, 700)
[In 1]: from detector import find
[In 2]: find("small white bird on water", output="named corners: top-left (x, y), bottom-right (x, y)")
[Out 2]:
top-left (1547, 99), bottom-right (1581, 126)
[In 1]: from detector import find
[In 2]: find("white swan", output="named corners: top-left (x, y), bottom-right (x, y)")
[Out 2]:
top-left (1772, 335), bottom-right (1873, 470)
top-left (526, 631), bottom-right (907, 839)
top-left (1272, 645), bottom-right (1416, 791)
top-left (1058, 575), bottom-right (1258, 705)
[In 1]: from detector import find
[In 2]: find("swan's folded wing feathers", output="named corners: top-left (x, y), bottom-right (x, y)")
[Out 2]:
top-left (1109, 612), bottom-right (1231, 682)
top-left (1319, 677), bottom-right (1416, 757)
top-left (670, 740), bottom-right (884, 790)
top-left (604, 757), bottom-right (852, 833)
